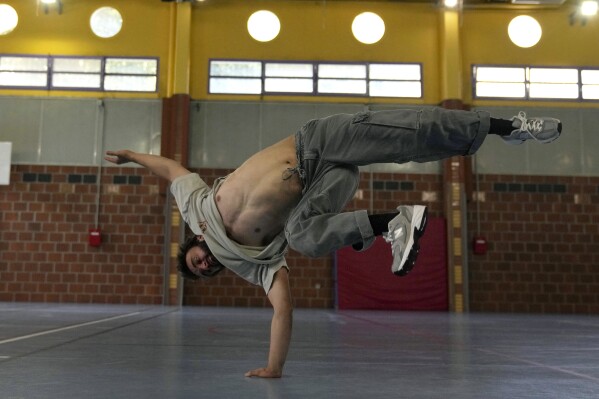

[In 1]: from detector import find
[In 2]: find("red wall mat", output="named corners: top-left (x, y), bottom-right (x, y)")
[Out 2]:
top-left (336, 217), bottom-right (448, 310)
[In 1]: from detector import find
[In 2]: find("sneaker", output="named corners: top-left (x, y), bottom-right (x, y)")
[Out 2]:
top-left (502, 111), bottom-right (562, 145)
top-left (383, 205), bottom-right (428, 276)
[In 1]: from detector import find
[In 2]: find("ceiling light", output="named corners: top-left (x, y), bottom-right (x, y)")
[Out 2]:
top-left (581, 0), bottom-right (598, 16)
top-left (0, 4), bottom-right (18, 35)
top-left (508, 15), bottom-right (542, 48)
top-left (247, 10), bottom-right (280, 42)
top-left (90, 7), bottom-right (123, 38)
top-left (352, 12), bottom-right (385, 44)
top-left (444, 0), bottom-right (459, 8)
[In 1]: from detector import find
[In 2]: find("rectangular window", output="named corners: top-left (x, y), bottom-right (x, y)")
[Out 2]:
top-left (104, 58), bottom-right (158, 92)
top-left (529, 68), bottom-right (578, 99)
top-left (104, 75), bottom-right (157, 92)
top-left (369, 80), bottom-right (422, 98)
top-left (318, 79), bottom-right (367, 95)
top-left (209, 59), bottom-right (423, 98)
top-left (529, 68), bottom-right (578, 84)
top-left (476, 82), bottom-right (526, 98)
top-left (0, 55), bottom-right (48, 88)
top-left (369, 63), bottom-right (422, 98)
top-left (317, 64), bottom-right (367, 95)
top-left (581, 69), bottom-right (599, 100)
top-left (210, 60), bottom-right (262, 77)
top-left (51, 57), bottom-right (102, 89)
top-left (53, 57), bottom-right (102, 73)
top-left (53, 73), bottom-right (102, 89)
top-left (265, 63), bottom-right (313, 78)
top-left (209, 60), bottom-right (262, 94)
top-left (318, 64), bottom-right (367, 79)
top-left (0, 71), bottom-right (47, 88)
top-left (264, 62), bottom-right (313, 94)
top-left (0, 54), bottom-right (158, 92)
top-left (105, 58), bottom-right (158, 75)
top-left (370, 63), bottom-right (421, 80)
top-left (474, 66), bottom-right (526, 99)
top-left (473, 65), bottom-right (599, 101)
top-left (265, 78), bottom-right (313, 93)
top-left (529, 83), bottom-right (579, 99)
top-left (209, 77), bottom-right (262, 94)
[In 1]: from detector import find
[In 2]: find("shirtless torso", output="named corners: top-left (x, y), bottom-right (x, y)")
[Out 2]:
top-left (215, 135), bottom-right (303, 247)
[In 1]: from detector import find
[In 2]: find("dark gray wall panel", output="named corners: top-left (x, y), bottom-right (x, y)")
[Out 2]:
top-left (39, 99), bottom-right (98, 165)
top-left (3, 97), bottom-right (597, 176)
top-left (189, 101), bottom-right (261, 169)
top-left (2, 97), bottom-right (161, 166)
top-left (102, 99), bottom-right (162, 166)
top-left (579, 108), bottom-right (599, 176)
top-left (475, 106), bottom-right (591, 176)
top-left (0, 97), bottom-right (42, 163)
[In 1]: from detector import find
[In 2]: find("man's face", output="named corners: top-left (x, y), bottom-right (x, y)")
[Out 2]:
top-left (185, 237), bottom-right (219, 277)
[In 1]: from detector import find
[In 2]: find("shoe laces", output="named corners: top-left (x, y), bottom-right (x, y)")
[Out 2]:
top-left (513, 111), bottom-right (544, 142)
top-left (383, 226), bottom-right (405, 255)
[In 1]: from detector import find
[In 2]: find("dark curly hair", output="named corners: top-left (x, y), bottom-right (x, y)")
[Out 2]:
top-left (176, 235), bottom-right (225, 280)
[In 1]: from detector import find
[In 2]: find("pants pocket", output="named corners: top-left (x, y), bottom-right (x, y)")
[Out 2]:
top-left (351, 109), bottom-right (421, 130)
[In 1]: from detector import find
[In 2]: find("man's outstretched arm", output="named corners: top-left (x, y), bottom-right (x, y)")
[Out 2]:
top-left (245, 268), bottom-right (293, 378)
top-left (105, 150), bottom-right (190, 182)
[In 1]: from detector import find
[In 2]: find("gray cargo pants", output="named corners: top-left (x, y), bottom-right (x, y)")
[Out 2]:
top-left (284, 107), bottom-right (490, 257)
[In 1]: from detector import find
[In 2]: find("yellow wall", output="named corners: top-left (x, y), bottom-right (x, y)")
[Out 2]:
top-left (463, 7), bottom-right (599, 67)
top-left (1, 0), bottom-right (599, 107)
top-left (191, 1), bottom-right (440, 103)
top-left (462, 5), bottom-right (599, 108)
top-left (0, 0), bottom-right (172, 98)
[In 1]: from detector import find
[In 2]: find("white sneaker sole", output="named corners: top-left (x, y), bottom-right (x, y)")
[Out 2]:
top-left (393, 205), bottom-right (428, 276)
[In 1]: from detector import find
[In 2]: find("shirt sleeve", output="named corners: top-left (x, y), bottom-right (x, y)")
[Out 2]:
top-left (226, 257), bottom-right (289, 295)
top-left (261, 259), bottom-right (289, 295)
top-left (170, 173), bottom-right (211, 234)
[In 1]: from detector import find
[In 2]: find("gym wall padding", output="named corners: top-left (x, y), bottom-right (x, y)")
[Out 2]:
top-left (336, 218), bottom-right (448, 311)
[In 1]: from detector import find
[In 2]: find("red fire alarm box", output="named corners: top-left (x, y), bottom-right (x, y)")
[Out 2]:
top-left (89, 228), bottom-right (102, 247)
top-left (473, 236), bottom-right (488, 255)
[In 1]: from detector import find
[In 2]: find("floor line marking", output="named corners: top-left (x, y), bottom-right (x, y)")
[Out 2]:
top-left (478, 348), bottom-right (599, 384)
top-left (0, 312), bottom-right (141, 345)
top-left (338, 312), bottom-right (599, 384)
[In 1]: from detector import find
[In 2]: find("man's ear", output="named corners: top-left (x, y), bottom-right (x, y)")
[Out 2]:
top-left (196, 235), bottom-right (205, 242)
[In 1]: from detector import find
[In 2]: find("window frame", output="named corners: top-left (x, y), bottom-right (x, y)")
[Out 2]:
top-left (0, 53), bottom-right (159, 93)
top-left (0, 53), bottom-right (50, 90)
top-left (208, 58), bottom-right (424, 99)
top-left (50, 55), bottom-right (104, 91)
top-left (472, 64), bottom-right (599, 102)
top-left (103, 56), bottom-right (159, 93)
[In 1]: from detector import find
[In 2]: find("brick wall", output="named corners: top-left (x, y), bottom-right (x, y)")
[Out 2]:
top-left (468, 174), bottom-right (599, 314)
top-left (3, 165), bottom-right (597, 314)
top-left (0, 165), bottom-right (165, 304)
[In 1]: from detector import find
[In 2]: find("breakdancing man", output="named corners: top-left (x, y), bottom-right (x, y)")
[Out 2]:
top-left (106, 108), bottom-right (561, 378)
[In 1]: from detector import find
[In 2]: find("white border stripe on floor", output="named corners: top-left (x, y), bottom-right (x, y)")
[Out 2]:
top-left (0, 312), bottom-right (141, 345)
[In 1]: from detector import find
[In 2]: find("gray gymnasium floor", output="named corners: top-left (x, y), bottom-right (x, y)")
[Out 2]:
top-left (1, 303), bottom-right (598, 399)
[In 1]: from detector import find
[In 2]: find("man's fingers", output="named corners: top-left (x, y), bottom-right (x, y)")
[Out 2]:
top-left (104, 154), bottom-right (119, 164)
top-left (245, 368), bottom-right (263, 377)
top-left (245, 368), bottom-right (281, 378)
top-left (104, 150), bottom-right (130, 165)
top-left (104, 151), bottom-right (118, 161)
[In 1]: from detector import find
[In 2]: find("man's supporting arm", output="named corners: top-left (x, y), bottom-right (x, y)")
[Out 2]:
top-left (245, 268), bottom-right (293, 378)
top-left (105, 150), bottom-right (190, 182)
